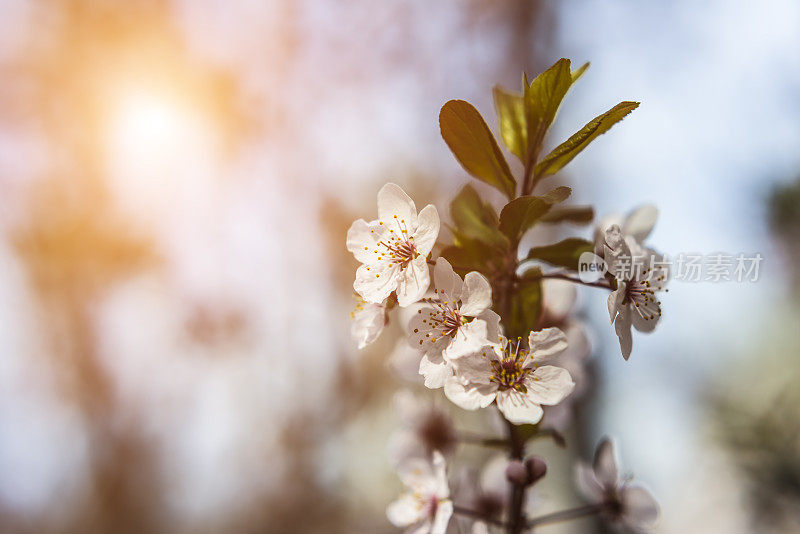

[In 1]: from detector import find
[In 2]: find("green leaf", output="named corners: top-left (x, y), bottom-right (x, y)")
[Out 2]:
top-left (535, 101), bottom-right (640, 178)
top-left (498, 186), bottom-right (572, 241)
top-left (441, 237), bottom-right (507, 278)
top-left (439, 100), bottom-right (517, 199)
top-left (449, 185), bottom-right (508, 249)
top-left (540, 205), bottom-right (594, 225)
top-left (525, 238), bottom-right (594, 270)
top-left (493, 87), bottom-right (527, 162)
top-left (524, 59), bottom-right (573, 159)
top-left (505, 279), bottom-right (542, 340)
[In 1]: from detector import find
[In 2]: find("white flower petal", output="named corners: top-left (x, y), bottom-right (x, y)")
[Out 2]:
top-left (386, 492), bottom-right (422, 527)
top-left (444, 319), bottom-right (489, 360)
top-left (450, 347), bottom-right (495, 383)
top-left (444, 378), bottom-right (495, 410)
top-left (620, 485), bottom-right (660, 529)
top-left (496, 390), bottom-right (544, 424)
top-left (478, 310), bottom-right (502, 345)
top-left (593, 438), bottom-right (620, 488)
top-left (528, 327), bottom-right (568, 364)
top-left (459, 271), bottom-right (492, 316)
top-left (431, 499), bottom-right (453, 534)
top-left (354, 262), bottom-right (400, 303)
top-left (409, 309), bottom-right (451, 356)
top-left (431, 451), bottom-right (449, 498)
top-left (397, 456), bottom-right (435, 491)
top-left (623, 204), bottom-right (658, 244)
top-left (525, 365), bottom-right (574, 406)
top-left (614, 307), bottom-right (634, 360)
top-left (350, 300), bottom-right (386, 349)
top-left (575, 463), bottom-right (605, 502)
top-left (607, 284), bottom-right (626, 324)
top-left (397, 256), bottom-right (431, 307)
top-left (419, 354), bottom-right (452, 389)
top-left (414, 205), bottom-right (440, 257)
top-left (346, 219), bottom-right (386, 263)
top-left (433, 257), bottom-right (462, 302)
top-left (378, 183), bottom-right (418, 230)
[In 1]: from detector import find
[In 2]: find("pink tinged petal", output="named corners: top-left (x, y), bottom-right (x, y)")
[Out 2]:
top-left (623, 204), bottom-right (658, 244)
top-left (419, 354), bottom-right (451, 389)
top-left (413, 204), bottom-right (440, 257)
top-left (607, 284), bottom-right (626, 324)
top-left (593, 438), bottom-right (620, 488)
top-left (496, 390), bottom-right (544, 424)
top-left (355, 262), bottom-right (400, 304)
top-left (409, 310), bottom-right (450, 356)
top-left (444, 319), bottom-right (489, 360)
top-left (387, 493), bottom-right (423, 527)
top-left (620, 485), bottom-right (660, 529)
top-left (614, 307), bottom-right (633, 360)
top-left (378, 183), bottom-right (418, 230)
top-left (430, 499), bottom-right (453, 534)
top-left (346, 219), bottom-right (384, 263)
top-left (397, 256), bottom-right (431, 307)
top-left (528, 327), bottom-right (568, 364)
top-left (459, 271), bottom-right (492, 316)
top-left (444, 378), bottom-right (495, 410)
top-left (433, 257), bottom-right (462, 302)
top-left (408, 521), bottom-right (433, 534)
top-left (575, 463), bottom-right (605, 502)
top-left (525, 365), bottom-right (574, 406)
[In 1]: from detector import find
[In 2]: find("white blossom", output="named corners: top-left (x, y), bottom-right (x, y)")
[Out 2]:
top-left (443, 329), bottom-right (575, 424)
top-left (387, 451), bottom-right (453, 534)
top-left (347, 183), bottom-right (440, 307)
top-left (410, 257), bottom-right (501, 389)
top-left (577, 438), bottom-right (659, 533)
top-left (350, 297), bottom-right (387, 349)
top-left (596, 206), bottom-right (667, 360)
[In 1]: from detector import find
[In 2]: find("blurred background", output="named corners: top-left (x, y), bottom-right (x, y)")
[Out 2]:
top-left (0, 0), bottom-right (799, 532)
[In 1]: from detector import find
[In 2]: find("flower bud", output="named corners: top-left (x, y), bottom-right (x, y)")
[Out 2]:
top-left (505, 460), bottom-right (529, 486)
top-left (525, 456), bottom-right (547, 484)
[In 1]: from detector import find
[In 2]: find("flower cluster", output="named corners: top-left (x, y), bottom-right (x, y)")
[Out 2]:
top-left (344, 59), bottom-right (665, 534)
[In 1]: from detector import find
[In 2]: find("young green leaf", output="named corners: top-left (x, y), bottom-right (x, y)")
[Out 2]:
top-left (535, 101), bottom-right (640, 178)
top-left (498, 186), bottom-right (572, 241)
top-left (493, 87), bottom-right (527, 162)
top-left (525, 237), bottom-right (594, 270)
top-left (523, 59), bottom-right (573, 159)
top-left (540, 205), bottom-right (594, 225)
top-left (449, 184), bottom-right (509, 249)
top-left (439, 100), bottom-right (517, 200)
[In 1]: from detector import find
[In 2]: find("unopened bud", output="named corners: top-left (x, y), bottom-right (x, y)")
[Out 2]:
top-left (505, 460), bottom-right (529, 486)
top-left (525, 456), bottom-right (547, 484)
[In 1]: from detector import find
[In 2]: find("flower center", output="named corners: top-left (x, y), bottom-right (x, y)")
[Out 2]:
top-left (489, 342), bottom-right (532, 392)
top-left (623, 267), bottom-right (665, 322)
top-left (375, 217), bottom-right (418, 267)
top-left (418, 295), bottom-right (464, 341)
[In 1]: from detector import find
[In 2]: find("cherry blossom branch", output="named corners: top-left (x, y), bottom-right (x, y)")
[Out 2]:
top-left (452, 505), bottom-right (507, 528)
top-left (524, 503), bottom-right (604, 529)
top-left (504, 417), bottom-right (527, 534)
top-left (523, 270), bottom-right (612, 290)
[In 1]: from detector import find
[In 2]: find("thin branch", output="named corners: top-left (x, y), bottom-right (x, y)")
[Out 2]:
top-left (521, 271), bottom-right (611, 290)
top-left (452, 505), bottom-right (507, 528)
top-left (456, 431), bottom-right (509, 448)
top-left (525, 503), bottom-right (604, 529)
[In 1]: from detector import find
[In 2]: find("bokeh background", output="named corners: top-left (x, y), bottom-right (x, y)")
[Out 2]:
top-left (1, 0), bottom-right (799, 532)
